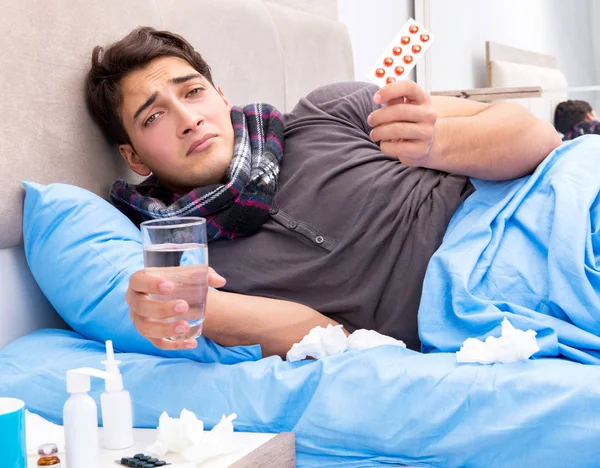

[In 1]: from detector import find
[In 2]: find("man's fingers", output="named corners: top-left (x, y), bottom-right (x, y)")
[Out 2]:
top-left (148, 337), bottom-right (198, 351)
top-left (373, 80), bottom-right (427, 106)
top-left (370, 122), bottom-right (432, 143)
top-left (130, 270), bottom-right (174, 295)
top-left (131, 268), bottom-right (225, 295)
top-left (208, 267), bottom-right (226, 288)
top-left (368, 101), bottom-right (435, 128)
top-left (132, 314), bottom-right (192, 340)
top-left (388, 96), bottom-right (408, 107)
top-left (129, 292), bottom-right (189, 320)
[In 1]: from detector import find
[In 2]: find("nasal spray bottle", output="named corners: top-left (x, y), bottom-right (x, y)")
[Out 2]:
top-left (100, 340), bottom-right (134, 450)
top-left (63, 367), bottom-right (114, 468)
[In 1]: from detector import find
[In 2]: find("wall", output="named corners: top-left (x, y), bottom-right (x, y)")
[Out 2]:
top-left (428, 0), bottom-right (597, 92)
top-left (339, 0), bottom-right (598, 108)
top-left (338, 0), bottom-right (414, 82)
top-left (593, 1), bottom-right (600, 92)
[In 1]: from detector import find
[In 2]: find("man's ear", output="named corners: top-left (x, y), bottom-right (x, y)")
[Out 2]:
top-left (216, 85), bottom-right (232, 110)
top-left (586, 111), bottom-right (598, 121)
top-left (119, 144), bottom-right (151, 176)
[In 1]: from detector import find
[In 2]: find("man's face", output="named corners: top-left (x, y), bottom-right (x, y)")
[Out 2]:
top-left (118, 56), bottom-right (235, 192)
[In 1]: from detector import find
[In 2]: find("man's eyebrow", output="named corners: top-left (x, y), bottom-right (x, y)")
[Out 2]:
top-left (132, 74), bottom-right (203, 122)
top-left (133, 91), bottom-right (158, 123)
top-left (171, 73), bottom-right (202, 85)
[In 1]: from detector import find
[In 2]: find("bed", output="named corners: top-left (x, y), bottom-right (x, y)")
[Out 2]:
top-left (2, 4), bottom-right (600, 468)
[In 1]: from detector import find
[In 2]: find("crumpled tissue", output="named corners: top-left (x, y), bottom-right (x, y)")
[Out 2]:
top-left (147, 409), bottom-right (237, 465)
top-left (456, 317), bottom-right (540, 364)
top-left (25, 410), bottom-right (65, 455)
top-left (286, 324), bottom-right (347, 362)
top-left (286, 325), bottom-right (406, 362)
top-left (346, 329), bottom-right (406, 351)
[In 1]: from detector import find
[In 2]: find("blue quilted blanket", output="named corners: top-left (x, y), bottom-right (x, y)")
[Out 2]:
top-left (420, 135), bottom-right (600, 365)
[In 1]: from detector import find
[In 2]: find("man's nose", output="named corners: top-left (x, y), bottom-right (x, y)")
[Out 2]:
top-left (175, 102), bottom-right (203, 136)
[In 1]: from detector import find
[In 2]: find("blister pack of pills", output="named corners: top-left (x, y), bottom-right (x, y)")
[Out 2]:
top-left (367, 18), bottom-right (434, 87)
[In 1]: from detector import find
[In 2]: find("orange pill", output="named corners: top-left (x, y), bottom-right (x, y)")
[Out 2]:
top-left (386, 77), bottom-right (396, 84)
top-left (409, 25), bottom-right (419, 34)
top-left (401, 36), bottom-right (411, 45)
top-left (375, 68), bottom-right (385, 78)
top-left (420, 34), bottom-right (430, 42)
top-left (383, 57), bottom-right (394, 67)
top-left (395, 66), bottom-right (405, 76)
top-left (412, 44), bottom-right (422, 53)
top-left (392, 46), bottom-right (402, 56)
top-left (404, 55), bottom-right (413, 64)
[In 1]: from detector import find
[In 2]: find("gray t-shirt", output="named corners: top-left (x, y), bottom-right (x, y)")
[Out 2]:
top-left (208, 81), bottom-right (473, 350)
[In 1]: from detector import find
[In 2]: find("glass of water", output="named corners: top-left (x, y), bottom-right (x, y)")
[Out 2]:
top-left (140, 217), bottom-right (208, 341)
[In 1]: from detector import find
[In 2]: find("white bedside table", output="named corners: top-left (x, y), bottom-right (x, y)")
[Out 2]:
top-left (28, 428), bottom-right (295, 467)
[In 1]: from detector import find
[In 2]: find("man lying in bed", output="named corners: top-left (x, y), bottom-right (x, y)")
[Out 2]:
top-left (86, 27), bottom-right (561, 358)
top-left (554, 99), bottom-right (600, 141)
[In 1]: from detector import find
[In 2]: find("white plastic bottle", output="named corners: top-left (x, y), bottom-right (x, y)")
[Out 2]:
top-left (63, 367), bottom-right (113, 468)
top-left (100, 340), bottom-right (134, 450)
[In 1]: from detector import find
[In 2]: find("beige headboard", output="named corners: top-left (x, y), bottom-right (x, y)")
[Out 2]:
top-left (433, 41), bottom-right (569, 122)
top-left (0, 0), bottom-right (354, 249)
top-left (485, 41), bottom-right (568, 123)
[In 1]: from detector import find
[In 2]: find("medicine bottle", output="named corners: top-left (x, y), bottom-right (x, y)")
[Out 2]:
top-left (37, 443), bottom-right (61, 466)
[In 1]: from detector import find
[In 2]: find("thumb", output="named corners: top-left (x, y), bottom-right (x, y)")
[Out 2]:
top-left (208, 267), bottom-right (227, 288)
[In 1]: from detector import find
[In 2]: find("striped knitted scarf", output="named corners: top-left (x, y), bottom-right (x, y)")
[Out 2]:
top-left (110, 104), bottom-right (284, 242)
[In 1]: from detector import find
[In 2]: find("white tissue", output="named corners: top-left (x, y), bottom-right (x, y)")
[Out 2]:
top-left (286, 324), bottom-right (347, 362)
top-left (25, 410), bottom-right (65, 455)
top-left (146, 409), bottom-right (237, 465)
top-left (181, 414), bottom-right (237, 464)
top-left (456, 318), bottom-right (540, 364)
top-left (286, 326), bottom-right (406, 362)
top-left (346, 329), bottom-right (406, 351)
top-left (146, 409), bottom-right (204, 456)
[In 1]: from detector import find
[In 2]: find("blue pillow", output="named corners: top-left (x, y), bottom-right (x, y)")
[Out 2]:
top-left (22, 182), bottom-right (261, 364)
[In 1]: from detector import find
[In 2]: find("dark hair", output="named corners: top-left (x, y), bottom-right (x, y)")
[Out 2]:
top-left (86, 26), bottom-right (214, 145)
top-left (554, 100), bottom-right (593, 134)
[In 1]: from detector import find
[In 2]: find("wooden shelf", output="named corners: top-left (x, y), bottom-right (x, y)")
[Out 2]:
top-left (431, 85), bottom-right (542, 102)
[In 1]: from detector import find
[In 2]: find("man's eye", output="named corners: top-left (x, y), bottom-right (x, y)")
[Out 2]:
top-left (186, 87), bottom-right (204, 98)
top-left (144, 113), bottom-right (160, 127)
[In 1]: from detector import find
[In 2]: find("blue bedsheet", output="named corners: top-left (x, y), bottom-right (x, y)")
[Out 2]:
top-left (2, 329), bottom-right (600, 468)
top-left (419, 135), bottom-right (600, 364)
top-left (3, 137), bottom-right (600, 467)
